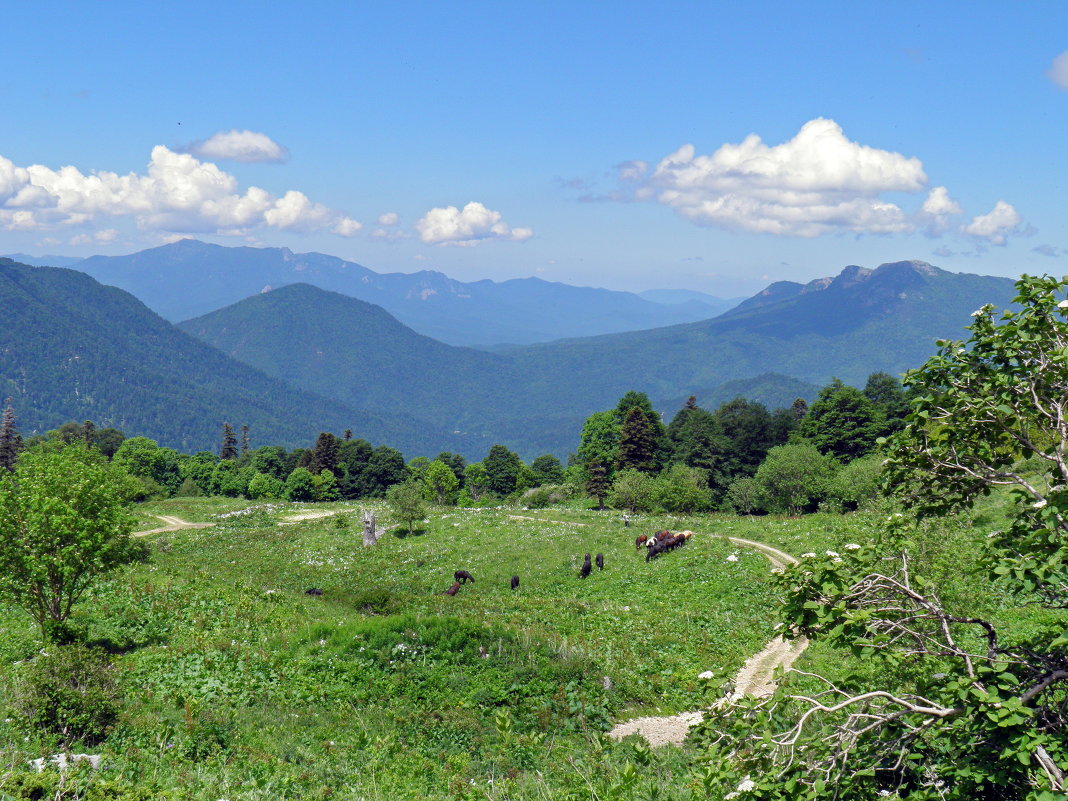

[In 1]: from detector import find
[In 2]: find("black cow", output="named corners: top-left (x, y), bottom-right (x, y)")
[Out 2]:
top-left (579, 553), bottom-right (592, 579)
top-left (511, 575), bottom-right (520, 590)
top-left (454, 570), bottom-right (475, 584)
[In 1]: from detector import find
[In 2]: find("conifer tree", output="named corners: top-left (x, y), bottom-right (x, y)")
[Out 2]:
top-left (309, 432), bottom-right (339, 475)
top-left (585, 459), bottom-right (610, 510)
top-left (219, 423), bottom-right (239, 460)
top-left (0, 400), bottom-right (23, 471)
top-left (82, 420), bottom-right (96, 448)
top-left (615, 406), bottom-right (658, 473)
top-left (343, 429), bottom-right (353, 441)
top-left (790, 397), bottom-right (809, 420)
top-left (240, 424), bottom-right (250, 453)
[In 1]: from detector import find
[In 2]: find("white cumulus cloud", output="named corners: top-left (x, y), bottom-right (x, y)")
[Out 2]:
top-left (963, 200), bottom-right (1021, 245)
top-left (1048, 52), bottom-right (1068, 89)
top-left (638, 118), bottom-right (928, 237)
top-left (920, 185), bottom-right (963, 232)
top-left (415, 201), bottom-right (532, 246)
top-left (377, 212), bottom-right (399, 226)
top-left (182, 129), bottom-right (289, 163)
top-left (0, 146), bottom-right (361, 238)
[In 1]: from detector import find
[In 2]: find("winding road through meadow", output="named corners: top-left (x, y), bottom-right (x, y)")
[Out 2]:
top-left (607, 534), bottom-right (808, 747)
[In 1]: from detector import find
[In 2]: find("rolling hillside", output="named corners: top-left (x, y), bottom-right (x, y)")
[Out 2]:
top-left (178, 260), bottom-right (1016, 458)
top-left (0, 258), bottom-right (458, 455)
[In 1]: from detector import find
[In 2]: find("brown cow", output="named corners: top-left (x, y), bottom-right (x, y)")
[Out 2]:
top-left (635, 534), bottom-right (648, 550)
top-left (444, 581), bottom-right (461, 596)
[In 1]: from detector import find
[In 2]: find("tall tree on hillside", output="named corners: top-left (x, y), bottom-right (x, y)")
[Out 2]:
top-left (790, 397), bottom-right (809, 421)
top-left (577, 410), bottom-right (621, 477)
top-left (863, 371), bottom-right (910, 434)
top-left (0, 400), bottom-right (23, 471)
top-left (219, 423), bottom-right (239, 460)
top-left (343, 429), bottom-right (353, 441)
top-left (614, 390), bottom-right (669, 466)
top-left (616, 406), bottom-right (658, 473)
top-left (240, 424), bottom-right (250, 453)
top-left (95, 428), bottom-right (125, 459)
top-left (435, 452), bottom-right (467, 486)
top-left (585, 459), bottom-right (610, 511)
top-left (798, 379), bottom-right (884, 462)
top-left (483, 444), bottom-right (523, 496)
top-left (667, 399), bottom-right (730, 495)
top-left (82, 420), bottom-right (96, 448)
top-left (309, 432), bottom-right (339, 476)
top-left (713, 397), bottom-right (782, 480)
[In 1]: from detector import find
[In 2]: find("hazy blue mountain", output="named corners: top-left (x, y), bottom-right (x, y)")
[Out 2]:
top-left (0, 258), bottom-right (456, 455)
top-left (2, 253), bottom-right (85, 268)
top-left (76, 240), bottom-right (726, 346)
top-left (638, 288), bottom-right (743, 317)
top-left (178, 260), bottom-right (1015, 458)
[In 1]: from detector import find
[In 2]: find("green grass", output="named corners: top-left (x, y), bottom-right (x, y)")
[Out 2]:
top-left (0, 504), bottom-right (881, 800)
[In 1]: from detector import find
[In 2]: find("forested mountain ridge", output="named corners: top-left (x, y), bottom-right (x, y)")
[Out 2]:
top-left (0, 258), bottom-right (456, 454)
top-left (76, 239), bottom-right (730, 346)
top-left (178, 260), bottom-right (1017, 458)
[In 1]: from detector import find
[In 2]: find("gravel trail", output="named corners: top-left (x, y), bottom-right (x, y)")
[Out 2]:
top-left (607, 532), bottom-right (807, 746)
top-left (132, 515), bottom-right (215, 537)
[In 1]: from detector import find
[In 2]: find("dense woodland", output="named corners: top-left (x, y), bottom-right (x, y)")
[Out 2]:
top-left (1, 370), bottom-right (910, 518)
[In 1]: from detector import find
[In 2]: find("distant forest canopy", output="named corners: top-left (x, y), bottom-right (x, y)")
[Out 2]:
top-left (0, 371), bottom-right (910, 513)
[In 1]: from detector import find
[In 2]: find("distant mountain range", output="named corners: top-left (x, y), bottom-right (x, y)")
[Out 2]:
top-left (0, 248), bottom-right (1019, 459)
top-left (68, 240), bottom-right (734, 347)
top-left (180, 259), bottom-right (1016, 457)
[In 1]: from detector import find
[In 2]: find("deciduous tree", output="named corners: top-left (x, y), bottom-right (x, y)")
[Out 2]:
top-left (0, 444), bottom-right (138, 639)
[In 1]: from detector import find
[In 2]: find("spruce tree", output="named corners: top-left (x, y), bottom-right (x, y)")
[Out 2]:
top-left (0, 400), bottom-right (23, 471)
top-left (219, 423), bottom-right (239, 460)
top-left (240, 424), bottom-right (250, 453)
top-left (343, 429), bottom-right (353, 441)
top-left (790, 397), bottom-right (809, 420)
top-left (82, 420), bottom-right (96, 448)
top-left (615, 406), bottom-right (658, 473)
top-left (585, 459), bottom-right (610, 511)
top-left (309, 432), bottom-right (340, 475)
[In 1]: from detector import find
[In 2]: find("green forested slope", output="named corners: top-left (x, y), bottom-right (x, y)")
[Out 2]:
top-left (0, 259), bottom-right (454, 454)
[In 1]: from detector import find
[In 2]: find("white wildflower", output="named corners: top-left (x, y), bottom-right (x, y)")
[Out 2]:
top-left (698, 670), bottom-right (715, 680)
top-left (1033, 499), bottom-right (1048, 509)
top-left (825, 550), bottom-right (840, 558)
top-left (726, 554), bottom-right (739, 562)
top-left (1059, 300), bottom-right (1068, 309)
top-left (971, 308), bottom-right (984, 317)
top-left (801, 552), bottom-right (817, 559)
top-left (844, 543), bottom-right (861, 551)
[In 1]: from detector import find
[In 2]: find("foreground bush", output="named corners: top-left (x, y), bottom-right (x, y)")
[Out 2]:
top-left (17, 643), bottom-right (121, 745)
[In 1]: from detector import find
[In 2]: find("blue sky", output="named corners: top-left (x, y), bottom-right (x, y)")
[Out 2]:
top-left (2, 1), bottom-right (1066, 296)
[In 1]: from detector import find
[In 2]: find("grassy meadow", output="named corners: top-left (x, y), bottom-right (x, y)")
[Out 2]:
top-left (0, 500), bottom-right (886, 800)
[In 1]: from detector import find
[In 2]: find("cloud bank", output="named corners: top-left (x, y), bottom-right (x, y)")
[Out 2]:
top-left (415, 201), bottom-right (532, 246)
top-left (0, 146), bottom-right (361, 237)
top-left (181, 129), bottom-right (290, 163)
top-left (600, 118), bottom-right (1023, 245)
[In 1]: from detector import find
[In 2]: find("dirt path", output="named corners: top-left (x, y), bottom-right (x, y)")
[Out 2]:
top-left (607, 533), bottom-right (807, 746)
top-left (132, 515), bottom-right (215, 537)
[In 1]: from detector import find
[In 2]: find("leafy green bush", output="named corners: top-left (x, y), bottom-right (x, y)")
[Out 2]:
top-left (16, 644), bottom-right (121, 745)
top-left (754, 442), bottom-right (836, 514)
top-left (608, 469), bottom-right (655, 512)
top-left (521, 484), bottom-right (568, 508)
top-left (824, 454), bottom-right (883, 512)
top-left (655, 464), bottom-right (712, 513)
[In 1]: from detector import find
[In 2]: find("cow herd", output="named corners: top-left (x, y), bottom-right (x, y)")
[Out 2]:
top-left (440, 528), bottom-right (696, 596)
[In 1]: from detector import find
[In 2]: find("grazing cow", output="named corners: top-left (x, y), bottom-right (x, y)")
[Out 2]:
top-left (635, 534), bottom-right (648, 550)
top-left (681, 530), bottom-right (694, 540)
top-left (511, 575), bottom-right (520, 590)
top-left (444, 581), bottom-right (461, 596)
top-left (654, 529), bottom-right (673, 542)
top-left (645, 542), bottom-right (665, 562)
top-left (305, 587), bottom-right (323, 596)
top-left (595, 553), bottom-right (604, 570)
top-left (454, 570), bottom-right (475, 584)
top-left (579, 553), bottom-right (592, 579)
